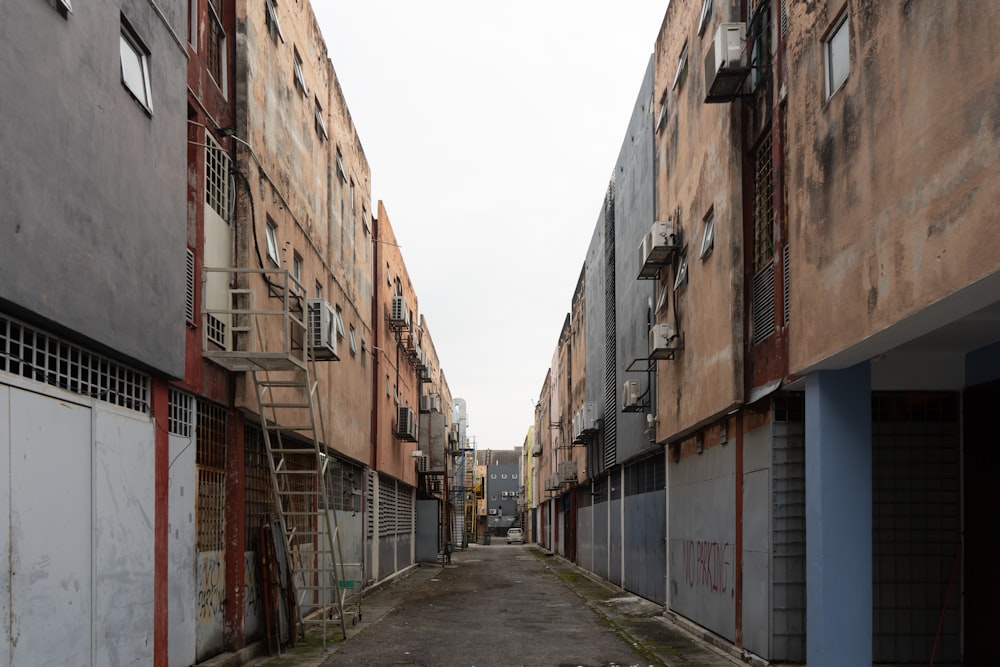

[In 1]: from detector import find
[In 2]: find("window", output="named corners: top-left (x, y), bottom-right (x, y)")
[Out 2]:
top-left (655, 92), bottom-right (668, 134)
top-left (314, 282), bottom-right (322, 299)
top-left (699, 208), bottom-right (715, 260)
top-left (120, 20), bottom-right (153, 112)
top-left (825, 11), bottom-right (850, 98)
top-left (698, 0), bottom-right (713, 36)
top-left (334, 306), bottom-right (346, 339)
top-left (336, 148), bottom-right (346, 182)
top-left (490, 474), bottom-right (497, 480)
top-left (512, 473), bottom-right (518, 479)
top-left (207, 0), bottom-right (226, 94)
top-left (314, 97), bottom-right (328, 140)
top-left (292, 252), bottom-right (302, 290)
top-left (752, 133), bottom-right (774, 272)
top-left (361, 340), bottom-right (367, 367)
top-left (349, 178), bottom-right (355, 213)
top-left (672, 42), bottom-right (688, 90)
top-left (204, 132), bottom-right (230, 220)
top-left (501, 474), bottom-right (508, 479)
top-left (349, 326), bottom-right (357, 356)
top-left (265, 0), bottom-right (283, 43)
top-left (49, 0), bottom-right (72, 18)
top-left (673, 252), bottom-right (689, 290)
top-left (187, 0), bottom-right (197, 48)
top-left (293, 47), bottom-right (307, 95)
top-left (265, 220), bottom-right (280, 266)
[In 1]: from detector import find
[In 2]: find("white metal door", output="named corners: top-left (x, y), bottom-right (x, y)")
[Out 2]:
top-left (4, 386), bottom-right (92, 666)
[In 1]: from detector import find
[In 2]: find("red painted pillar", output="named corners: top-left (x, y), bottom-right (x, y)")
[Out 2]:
top-left (225, 411), bottom-right (246, 650)
top-left (152, 378), bottom-right (169, 667)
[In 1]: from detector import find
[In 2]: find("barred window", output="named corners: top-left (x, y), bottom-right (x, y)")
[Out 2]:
top-left (0, 314), bottom-right (149, 413)
top-left (205, 132), bottom-right (230, 221)
top-left (196, 398), bottom-right (227, 552)
top-left (207, 0), bottom-right (226, 93)
top-left (752, 133), bottom-right (774, 273)
top-left (168, 388), bottom-right (194, 437)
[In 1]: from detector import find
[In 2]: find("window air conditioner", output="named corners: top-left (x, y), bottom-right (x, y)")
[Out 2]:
top-left (396, 406), bottom-right (418, 441)
top-left (572, 408), bottom-right (585, 444)
top-left (557, 461), bottom-right (578, 484)
top-left (390, 294), bottom-right (408, 326)
top-left (705, 23), bottom-right (749, 103)
top-left (638, 219), bottom-right (679, 279)
top-left (307, 298), bottom-right (339, 360)
top-left (622, 380), bottom-right (642, 411)
top-left (649, 322), bottom-right (683, 359)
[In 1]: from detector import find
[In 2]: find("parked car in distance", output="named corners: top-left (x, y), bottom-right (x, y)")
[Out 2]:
top-left (506, 528), bottom-right (523, 544)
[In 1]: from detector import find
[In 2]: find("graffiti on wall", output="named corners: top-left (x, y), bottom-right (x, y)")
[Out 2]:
top-left (682, 540), bottom-right (734, 597)
top-left (196, 551), bottom-right (225, 658)
top-left (244, 551), bottom-right (261, 637)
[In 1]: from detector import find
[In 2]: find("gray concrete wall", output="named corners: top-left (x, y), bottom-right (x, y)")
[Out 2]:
top-left (0, 0), bottom-right (188, 378)
top-left (668, 441), bottom-right (736, 641)
top-left (584, 217), bottom-right (607, 478)
top-left (614, 57), bottom-right (658, 465)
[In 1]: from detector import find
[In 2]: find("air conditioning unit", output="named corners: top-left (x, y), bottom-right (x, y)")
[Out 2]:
top-left (649, 322), bottom-right (683, 359)
top-left (307, 298), bottom-right (339, 360)
top-left (580, 402), bottom-right (599, 434)
top-left (705, 22), bottom-right (749, 103)
top-left (417, 455), bottom-right (430, 473)
top-left (390, 294), bottom-right (408, 326)
top-left (638, 219), bottom-right (679, 279)
top-left (571, 408), bottom-right (585, 444)
top-left (558, 461), bottom-right (579, 484)
top-left (396, 406), bottom-right (417, 441)
top-left (420, 394), bottom-right (439, 413)
top-left (622, 380), bottom-right (643, 411)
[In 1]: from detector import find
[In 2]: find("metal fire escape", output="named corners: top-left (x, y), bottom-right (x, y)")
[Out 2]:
top-left (202, 267), bottom-right (353, 646)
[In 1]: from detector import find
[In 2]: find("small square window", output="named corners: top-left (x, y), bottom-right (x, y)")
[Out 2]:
top-left (120, 20), bottom-right (153, 113)
top-left (672, 43), bottom-right (688, 90)
top-left (512, 473), bottom-right (518, 479)
top-left (349, 326), bottom-right (357, 355)
top-left (502, 474), bottom-right (507, 479)
top-left (699, 208), bottom-right (715, 260)
top-left (265, 221), bottom-right (280, 265)
top-left (265, 0), bottom-right (284, 43)
top-left (825, 11), bottom-right (850, 98)
top-left (293, 47), bottom-right (308, 96)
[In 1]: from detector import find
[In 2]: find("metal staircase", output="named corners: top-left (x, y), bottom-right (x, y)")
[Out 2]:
top-left (202, 267), bottom-right (352, 647)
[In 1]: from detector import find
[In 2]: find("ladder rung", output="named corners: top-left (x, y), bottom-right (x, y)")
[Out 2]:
top-left (257, 379), bottom-right (309, 387)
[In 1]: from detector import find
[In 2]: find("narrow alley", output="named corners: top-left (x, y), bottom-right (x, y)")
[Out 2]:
top-left (243, 545), bottom-right (740, 667)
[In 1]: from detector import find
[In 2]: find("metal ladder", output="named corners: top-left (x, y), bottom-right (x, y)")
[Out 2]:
top-left (251, 358), bottom-right (350, 646)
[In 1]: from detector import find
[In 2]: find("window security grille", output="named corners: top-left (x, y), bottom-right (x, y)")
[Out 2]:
top-left (783, 244), bottom-right (790, 325)
top-left (168, 388), bottom-right (194, 437)
top-left (185, 249), bottom-right (196, 322)
top-left (378, 476), bottom-right (396, 537)
top-left (0, 314), bottom-right (149, 413)
top-left (753, 133), bottom-right (774, 273)
top-left (206, 313), bottom-right (226, 349)
top-left (196, 398), bottom-right (227, 552)
top-left (243, 427), bottom-right (273, 545)
top-left (397, 486), bottom-right (413, 536)
top-left (205, 132), bottom-right (230, 221)
top-left (366, 471), bottom-right (376, 539)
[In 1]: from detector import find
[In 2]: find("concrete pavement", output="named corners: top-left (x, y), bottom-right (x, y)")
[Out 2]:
top-left (225, 544), bottom-right (745, 667)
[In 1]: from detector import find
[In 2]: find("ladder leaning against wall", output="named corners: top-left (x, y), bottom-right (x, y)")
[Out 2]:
top-left (202, 267), bottom-right (353, 647)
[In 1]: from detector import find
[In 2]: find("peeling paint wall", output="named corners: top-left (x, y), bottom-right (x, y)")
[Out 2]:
top-left (785, 1), bottom-right (1000, 372)
top-left (652, 0), bottom-right (745, 442)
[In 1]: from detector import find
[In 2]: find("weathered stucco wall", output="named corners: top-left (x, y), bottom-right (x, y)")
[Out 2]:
top-left (236, 0), bottom-right (373, 465)
top-left (785, 1), bottom-right (1000, 373)
top-left (652, 0), bottom-right (745, 443)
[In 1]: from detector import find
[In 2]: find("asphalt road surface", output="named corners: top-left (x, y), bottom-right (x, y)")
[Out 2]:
top-left (320, 545), bottom-right (657, 667)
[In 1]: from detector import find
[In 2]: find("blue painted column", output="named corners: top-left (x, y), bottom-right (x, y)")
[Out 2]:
top-left (805, 363), bottom-right (872, 666)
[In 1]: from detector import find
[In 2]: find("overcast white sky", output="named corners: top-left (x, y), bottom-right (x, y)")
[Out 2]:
top-left (313, 2), bottom-right (667, 450)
